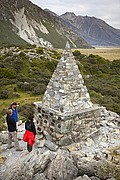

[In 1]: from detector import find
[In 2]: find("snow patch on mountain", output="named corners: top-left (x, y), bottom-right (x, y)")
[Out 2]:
top-left (10, 7), bottom-right (52, 47)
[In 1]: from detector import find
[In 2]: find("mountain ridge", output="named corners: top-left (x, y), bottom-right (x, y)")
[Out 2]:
top-left (0, 0), bottom-right (120, 47)
top-left (60, 12), bottom-right (120, 46)
top-left (0, 0), bottom-right (91, 48)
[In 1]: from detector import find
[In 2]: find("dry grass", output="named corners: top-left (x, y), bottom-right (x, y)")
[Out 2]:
top-left (77, 48), bottom-right (120, 61)
top-left (108, 145), bottom-right (120, 163)
top-left (0, 156), bottom-right (7, 164)
top-left (0, 92), bottom-right (42, 110)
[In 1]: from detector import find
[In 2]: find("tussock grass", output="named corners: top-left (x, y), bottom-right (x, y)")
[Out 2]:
top-left (78, 48), bottom-right (120, 61)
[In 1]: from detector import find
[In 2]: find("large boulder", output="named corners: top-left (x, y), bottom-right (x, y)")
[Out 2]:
top-left (3, 147), bottom-right (118, 180)
top-left (47, 149), bottom-right (78, 180)
top-left (3, 149), bottom-right (78, 180)
top-left (3, 150), bottom-right (53, 180)
top-left (76, 157), bottom-right (99, 177)
top-left (44, 139), bottom-right (58, 151)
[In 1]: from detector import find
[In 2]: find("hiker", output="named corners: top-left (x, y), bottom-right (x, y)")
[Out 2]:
top-left (6, 109), bottom-right (23, 151)
top-left (9, 102), bottom-right (19, 130)
top-left (23, 115), bottom-right (36, 152)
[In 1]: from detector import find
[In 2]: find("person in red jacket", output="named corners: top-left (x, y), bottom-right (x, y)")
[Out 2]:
top-left (23, 115), bottom-right (36, 152)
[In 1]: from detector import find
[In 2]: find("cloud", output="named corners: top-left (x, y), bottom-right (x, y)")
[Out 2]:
top-left (31, 0), bottom-right (120, 29)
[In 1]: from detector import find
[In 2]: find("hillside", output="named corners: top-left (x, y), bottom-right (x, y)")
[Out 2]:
top-left (60, 12), bottom-right (120, 46)
top-left (0, 20), bottom-right (28, 46)
top-left (0, 0), bottom-right (91, 48)
top-left (0, 46), bottom-right (120, 131)
top-left (1, 0), bottom-right (120, 48)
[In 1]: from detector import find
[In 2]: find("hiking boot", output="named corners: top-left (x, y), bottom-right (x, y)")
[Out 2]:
top-left (16, 148), bottom-right (23, 151)
top-left (27, 143), bottom-right (32, 152)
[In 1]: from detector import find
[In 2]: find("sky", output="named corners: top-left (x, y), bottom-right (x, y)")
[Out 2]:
top-left (30, 0), bottom-right (120, 29)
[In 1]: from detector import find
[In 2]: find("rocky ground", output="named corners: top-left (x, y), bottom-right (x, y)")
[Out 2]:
top-left (0, 108), bottom-right (120, 180)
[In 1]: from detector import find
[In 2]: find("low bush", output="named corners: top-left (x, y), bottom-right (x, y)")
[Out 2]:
top-left (0, 90), bottom-right (11, 99)
top-left (32, 84), bottom-right (46, 95)
top-left (18, 103), bottom-right (35, 119)
top-left (0, 68), bottom-right (16, 78)
top-left (36, 47), bottom-right (44, 54)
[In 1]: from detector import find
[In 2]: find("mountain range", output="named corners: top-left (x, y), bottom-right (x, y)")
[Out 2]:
top-left (0, 0), bottom-right (120, 48)
top-left (60, 12), bottom-right (120, 47)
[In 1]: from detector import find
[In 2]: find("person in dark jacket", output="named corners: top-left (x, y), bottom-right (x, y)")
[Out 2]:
top-left (6, 109), bottom-right (22, 151)
top-left (23, 115), bottom-right (36, 152)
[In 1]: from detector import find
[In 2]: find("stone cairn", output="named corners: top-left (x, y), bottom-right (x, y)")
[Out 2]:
top-left (34, 42), bottom-right (103, 145)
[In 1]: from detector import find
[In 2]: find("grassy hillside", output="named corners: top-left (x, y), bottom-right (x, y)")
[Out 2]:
top-left (0, 20), bottom-right (28, 46)
top-left (0, 46), bottom-right (120, 130)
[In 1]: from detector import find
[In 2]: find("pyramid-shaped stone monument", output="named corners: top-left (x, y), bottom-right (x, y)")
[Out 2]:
top-left (34, 42), bottom-right (102, 145)
top-left (42, 42), bottom-right (93, 114)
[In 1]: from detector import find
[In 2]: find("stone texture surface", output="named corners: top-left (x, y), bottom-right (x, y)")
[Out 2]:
top-left (74, 175), bottom-right (91, 180)
top-left (42, 42), bottom-right (92, 114)
top-left (44, 139), bottom-right (58, 151)
top-left (2, 149), bottom-right (78, 180)
top-left (76, 158), bottom-right (99, 177)
top-left (34, 43), bottom-right (103, 145)
top-left (1, 109), bottom-right (120, 180)
top-left (33, 173), bottom-right (48, 180)
top-left (34, 102), bottom-right (102, 145)
top-left (47, 149), bottom-right (78, 180)
top-left (1, 147), bottom-right (118, 180)
top-left (3, 149), bottom-right (53, 180)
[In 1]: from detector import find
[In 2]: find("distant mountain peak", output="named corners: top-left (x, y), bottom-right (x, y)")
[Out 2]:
top-left (60, 12), bottom-right (120, 46)
top-left (61, 12), bottom-right (76, 18)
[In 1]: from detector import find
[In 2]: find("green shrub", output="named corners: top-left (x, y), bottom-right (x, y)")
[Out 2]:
top-left (17, 82), bottom-right (31, 92)
top-left (19, 52), bottom-right (26, 57)
top-left (0, 78), bottom-right (16, 86)
top-left (0, 89), bottom-right (20, 99)
top-left (50, 50), bottom-right (61, 59)
top-left (90, 90), bottom-right (103, 103)
top-left (36, 47), bottom-right (44, 54)
top-left (0, 115), bottom-right (7, 131)
top-left (0, 90), bottom-right (11, 99)
top-left (73, 50), bottom-right (81, 56)
top-left (0, 68), bottom-right (16, 78)
top-left (32, 84), bottom-right (46, 95)
top-left (18, 103), bottom-right (35, 119)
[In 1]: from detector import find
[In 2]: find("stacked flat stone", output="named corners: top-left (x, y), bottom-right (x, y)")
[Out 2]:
top-left (42, 42), bottom-right (92, 114)
top-left (34, 42), bottom-right (102, 144)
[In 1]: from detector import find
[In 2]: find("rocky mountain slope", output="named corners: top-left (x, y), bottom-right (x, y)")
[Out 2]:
top-left (0, 0), bottom-right (120, 48)
top-left (0, 0), bottom-right (91, 48)
top-left (60, 12), bottom-right (120, 46)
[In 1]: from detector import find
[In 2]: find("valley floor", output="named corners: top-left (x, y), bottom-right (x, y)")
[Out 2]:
top-left (78, 47), bottom-right (120, 61)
